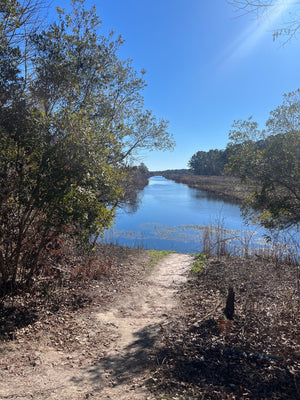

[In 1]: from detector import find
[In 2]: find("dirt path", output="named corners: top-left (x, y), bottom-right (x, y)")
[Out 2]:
top-left (1, 253), bottom-right (194, 400)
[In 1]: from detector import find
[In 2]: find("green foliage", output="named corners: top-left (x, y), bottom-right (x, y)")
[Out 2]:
top-left (147, 250), bottom-right (175, 267)
top-left (190, 253), bottom-right (206, 274)
top-left (226, 90), bottom-right (300, 229)
top-left (188, 149), bottom-right (229, 176)
top-left (0, 0), bottom-right (174, 291)
top-left (150, 168), bottom-right (190, 175)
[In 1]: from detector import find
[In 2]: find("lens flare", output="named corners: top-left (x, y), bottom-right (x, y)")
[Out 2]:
top-left (221, 0), bottom-right (295, 67)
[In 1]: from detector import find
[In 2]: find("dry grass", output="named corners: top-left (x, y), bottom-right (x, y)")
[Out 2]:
top-left (163, 174), bottom-right (250, 203)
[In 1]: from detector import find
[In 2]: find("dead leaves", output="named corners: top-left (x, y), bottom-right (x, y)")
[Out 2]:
top-left (150, 256), bottom-right (300, 399)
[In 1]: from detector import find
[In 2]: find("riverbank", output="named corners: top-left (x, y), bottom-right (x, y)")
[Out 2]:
top-left (162, 174), bottom-right (249, 203)
top-left (0, 244), bottom-right (299, 399)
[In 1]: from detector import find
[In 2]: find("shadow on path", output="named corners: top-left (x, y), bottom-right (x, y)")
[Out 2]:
top-left (71, 322), bottom-right (163, 388)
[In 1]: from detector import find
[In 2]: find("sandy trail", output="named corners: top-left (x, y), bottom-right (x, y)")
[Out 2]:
top-left (0, 253), bottom-right (194, 400)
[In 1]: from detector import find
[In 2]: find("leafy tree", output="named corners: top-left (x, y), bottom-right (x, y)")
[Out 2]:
top-left (226, 90), bottom-right (300, 229)
top-left (0, 0), bottom-right (174, 290)
top-left (0, 0), bottom-right (41, 44)
top-left (189, 149), bottom-right (228, 175)
top-left (137, 162), bottom-right (149, 175)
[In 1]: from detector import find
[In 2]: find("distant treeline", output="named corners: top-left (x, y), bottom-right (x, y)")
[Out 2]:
top-left (188, 149), bottom-right (230, 176)
top-left (149, 169), bottom-right (191, 176)
top-left (188, 136), bottom-right (286, 176)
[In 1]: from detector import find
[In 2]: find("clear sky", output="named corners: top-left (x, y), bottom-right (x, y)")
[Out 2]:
top-left (48, 0), bottom-right (300, 170)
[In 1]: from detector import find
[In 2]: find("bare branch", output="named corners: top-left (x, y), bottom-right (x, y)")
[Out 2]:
top-left (228, 0), bottom-right (300, 41)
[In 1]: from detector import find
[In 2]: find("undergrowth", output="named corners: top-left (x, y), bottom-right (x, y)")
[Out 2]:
top-left (147, 250), bottom-right (176, 267)
top-left (149, 255), bottom-right (300, 400)
top-left (190, 253), bottom-right (206, 274)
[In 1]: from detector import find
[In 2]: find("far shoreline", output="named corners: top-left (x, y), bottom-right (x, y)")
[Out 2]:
top-left (160, 174), bottom-right (248, 204)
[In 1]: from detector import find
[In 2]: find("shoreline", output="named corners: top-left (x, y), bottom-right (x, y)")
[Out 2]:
top-left (161, 174), bottom-right (248, 204)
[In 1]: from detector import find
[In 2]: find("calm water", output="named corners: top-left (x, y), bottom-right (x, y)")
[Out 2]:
top-left (103, 176), bottom-right (298, 254)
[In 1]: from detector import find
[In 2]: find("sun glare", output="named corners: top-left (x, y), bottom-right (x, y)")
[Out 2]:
top-left (221, 0), bottom-right (295, 68)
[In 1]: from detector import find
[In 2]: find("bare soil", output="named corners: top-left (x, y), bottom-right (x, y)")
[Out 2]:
top-left (0, 246), bottom-right (299, 400)
top-left (0, 248), bottom-right (194, 400)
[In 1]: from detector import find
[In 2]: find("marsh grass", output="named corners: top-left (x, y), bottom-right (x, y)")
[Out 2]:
top-left (102, 218), bottom-right (299, 271)
top-left (199, 220), bottom-right (299, 265)
top-left (163, 174), bottom-right (249, 203)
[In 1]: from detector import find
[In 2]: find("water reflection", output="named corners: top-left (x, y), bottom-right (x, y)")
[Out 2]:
top-left (120, 190), bottom-right (144, 215)
top-left (190, 189), bottom-right (240, 205)
top-left (103, 176), bottom-right (299, 256)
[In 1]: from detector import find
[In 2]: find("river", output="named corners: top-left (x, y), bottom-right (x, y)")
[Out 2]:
top-left (102, 176), bottom-right (299, 256)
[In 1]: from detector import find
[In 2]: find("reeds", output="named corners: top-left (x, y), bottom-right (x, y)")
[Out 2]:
top-left (199, 222), bottom-right (299, 265)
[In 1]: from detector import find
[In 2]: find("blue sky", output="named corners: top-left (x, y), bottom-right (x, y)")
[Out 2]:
top-left (48, 0), bottom-right (300, 170)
